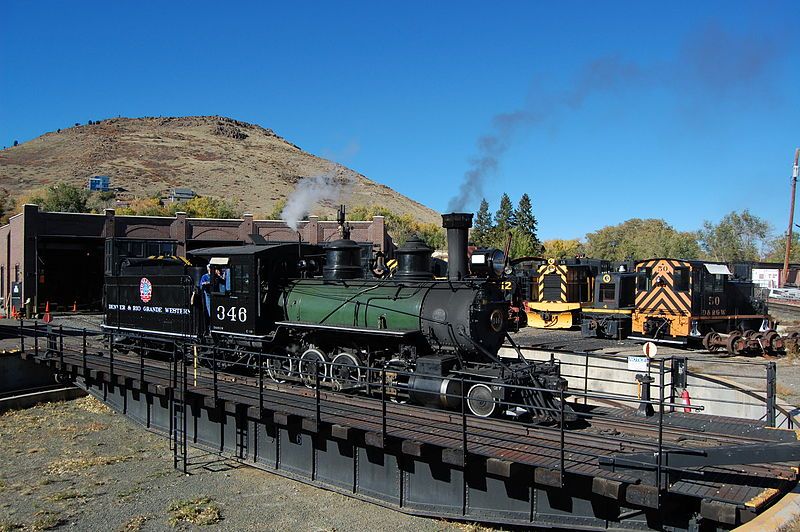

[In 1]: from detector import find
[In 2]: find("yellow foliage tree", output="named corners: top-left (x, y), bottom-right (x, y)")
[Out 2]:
top-left (543, 239), bottom-right (585, 259)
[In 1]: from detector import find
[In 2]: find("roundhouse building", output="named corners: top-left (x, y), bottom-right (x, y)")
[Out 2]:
top-left (0, 204), bottom-right (389, 316)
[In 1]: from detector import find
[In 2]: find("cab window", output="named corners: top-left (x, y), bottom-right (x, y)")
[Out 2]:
top-left (674, 267), bottom-right (690, 292)
top-left (637, 267), bottom-right (652, 291)
top-left (211, 268), bottom-right (231, 294)
top-left (232, 265), bottom-right (250, 295)
top-left (599, 283), bottom-right (616, 303)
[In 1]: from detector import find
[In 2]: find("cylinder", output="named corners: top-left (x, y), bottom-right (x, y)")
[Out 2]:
top-left (394, 235), bottom-right (433, 281)
top-left (407, 375), bottom-right (462, 410)
top-left (442, 212), bottom-right (473, 281)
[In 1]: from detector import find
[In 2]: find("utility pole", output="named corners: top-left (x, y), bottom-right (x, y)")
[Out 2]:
top-left (783, 148), bottom-right (800, 285)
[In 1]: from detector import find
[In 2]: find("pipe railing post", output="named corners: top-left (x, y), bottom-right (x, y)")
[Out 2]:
top-left (461, 376), bottom-right (468, 516)
top-left (182, 345), bottom-right (188, 474)
top-left (109, 333), bottom-right (114, 383)
top-left (139, 341), bottom-right (145, 386)
top-left (82, 328), bottom-right (88, 379)
top-left (58, 325), bottom-right (64, 367)
top-left (583, 353), bottom-right (590, 405)
top-left (381, 368), bottom-right (387, 442)
top-left (559, 387), bottom-right (565, 484)
top-left (657, 358), bottom-right (665, 509)
top-left (34, 321), bottom-right (39, 357)
top-left (258, 353), bottom-right (264, 413)
top-left (19, 318), bottom-right (24, 353)
top-left (315, 359), bottom-right (321, 426)
top-left (767, 362), bottom-right (777, 428)
top-left (212, 346), bottom-right (218, 403)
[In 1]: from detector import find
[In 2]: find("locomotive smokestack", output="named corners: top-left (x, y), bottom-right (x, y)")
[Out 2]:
top-left (442, 212), bottom-right (473, 281)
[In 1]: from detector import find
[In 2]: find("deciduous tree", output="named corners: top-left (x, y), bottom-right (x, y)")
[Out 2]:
top-left (698, 210), bottom-right (770, 262)
top-left (585, 218), bottom-right (701, 261)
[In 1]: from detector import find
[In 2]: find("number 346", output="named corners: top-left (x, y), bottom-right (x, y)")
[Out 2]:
top-left (216, 306), bottom-right (247, 322)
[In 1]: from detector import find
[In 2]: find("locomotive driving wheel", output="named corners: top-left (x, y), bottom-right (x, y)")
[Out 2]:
top-left (702, 332), bottom-right (722, 352)
top-left (298, 348), bottom-right (329, 388)
top-left (266, 353), bottom-right (294, 383)
top-left (466, 383), bottom-right (497, 418)
top-left (330, 351), bottom-right (363, 391)
top-left (725, 332), bottom-right (746, 356)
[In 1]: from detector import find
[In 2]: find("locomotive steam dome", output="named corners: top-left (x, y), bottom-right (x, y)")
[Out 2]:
top-left (323, 238), bottom-right (363, 280)
top-left (393, 235), bottom-right (433, 281)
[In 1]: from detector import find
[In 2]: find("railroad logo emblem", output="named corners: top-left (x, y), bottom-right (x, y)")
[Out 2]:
top-left (139, 277), bottom-right (153, 303)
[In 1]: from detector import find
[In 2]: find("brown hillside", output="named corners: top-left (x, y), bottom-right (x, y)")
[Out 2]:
top-left (0, 116), bottom-right (439, 223)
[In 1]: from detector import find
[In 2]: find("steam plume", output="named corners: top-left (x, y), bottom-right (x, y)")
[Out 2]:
top-left (447, 24), bottom-right (779, 212)
top-left (281, 169), bottom-right (346, 230)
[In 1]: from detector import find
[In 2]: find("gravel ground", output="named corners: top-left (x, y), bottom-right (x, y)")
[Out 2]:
top-left (0, 397), bottom-right (485, 532)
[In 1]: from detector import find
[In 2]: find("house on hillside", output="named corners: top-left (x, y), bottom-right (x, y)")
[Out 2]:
top-left (87, 175), bottom-right (110, 192)
top-left (168, 187), bottom-right (196, 202)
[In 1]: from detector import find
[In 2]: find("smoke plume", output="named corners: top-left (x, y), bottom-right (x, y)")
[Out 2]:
top-left (447, 24), bottom-right (779, 212)
top-left (281, 169), bottom-right (346, 230)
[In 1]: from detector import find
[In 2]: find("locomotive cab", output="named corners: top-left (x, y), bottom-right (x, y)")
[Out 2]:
top-left (189, 244), bottom-right (324, 339)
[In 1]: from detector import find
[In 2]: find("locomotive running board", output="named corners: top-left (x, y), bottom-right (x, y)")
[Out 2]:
top-left (101, 324), bottom-right (198, 340)
top-left (274, 321), bottom-right (416, 337)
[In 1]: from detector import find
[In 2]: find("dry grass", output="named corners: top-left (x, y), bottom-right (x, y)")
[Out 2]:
top-left (118, 515), bottom-right (147, 532)
top-left (0, 520), bottom-right (22, 532)
top-left (46, 489), bottom-right (83, 502)
top-left (74, 396), bottom-right (112, 415)
top-left (30, 511), bottom-right (63, 531)
top-left (47, 454), bottom-right (135, 475)
top-left (167, 497), bottom-right (222, 527)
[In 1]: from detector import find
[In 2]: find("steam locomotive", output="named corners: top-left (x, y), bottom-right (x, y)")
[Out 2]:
top-left (104, 211), bottom-right (571, 421)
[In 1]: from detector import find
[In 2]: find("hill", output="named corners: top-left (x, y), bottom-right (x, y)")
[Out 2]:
top-left (0, 116), bottom-right (439, 224)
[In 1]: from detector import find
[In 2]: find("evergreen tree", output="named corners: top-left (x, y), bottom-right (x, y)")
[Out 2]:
top-left (514, 193), bottom-right (541, 253)
top-left (472, 198), bottom-right (493, 247)
top-left (494, 193), bottom-right (515, 231)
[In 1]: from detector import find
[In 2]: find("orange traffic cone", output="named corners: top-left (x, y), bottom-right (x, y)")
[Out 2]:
top-left (43, 301), bottom-right (52, 324)
top-left (10, 305), bottom-right (17, 319)
top-left (72, 301), bottom-right (77, 313)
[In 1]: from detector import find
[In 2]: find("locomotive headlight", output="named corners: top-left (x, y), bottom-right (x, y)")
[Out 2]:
top-left (489, 309), bottom-right (504, 332)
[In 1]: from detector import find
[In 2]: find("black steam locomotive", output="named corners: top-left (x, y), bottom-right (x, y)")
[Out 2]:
top-left (104, 211), bottom-right (571, 422)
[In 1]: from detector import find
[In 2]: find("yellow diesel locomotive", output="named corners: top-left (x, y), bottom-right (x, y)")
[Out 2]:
top-left (522, 258), bottom-right (607, 329)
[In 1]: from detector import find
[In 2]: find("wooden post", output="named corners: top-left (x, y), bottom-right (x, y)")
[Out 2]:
top-left (783, 148), bottom-right (800, 285)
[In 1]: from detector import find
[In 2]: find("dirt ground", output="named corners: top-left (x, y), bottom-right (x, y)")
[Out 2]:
top-left (0, 397), bottom-right (481, 532)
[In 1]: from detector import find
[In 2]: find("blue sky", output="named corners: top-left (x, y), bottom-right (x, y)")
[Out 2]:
top-left (1, 1), bottom-right (798, 240)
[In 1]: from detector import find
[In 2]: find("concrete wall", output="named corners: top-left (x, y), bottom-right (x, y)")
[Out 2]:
top-left (501, 347), bottom-right (796, 426)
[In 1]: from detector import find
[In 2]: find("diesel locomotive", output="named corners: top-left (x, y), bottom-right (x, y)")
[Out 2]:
top-left (627, 258), bottom-right (772, 347)
top-left (580, 269), bottom-right (639, 340)
top-left (104, 212), bottom-right (571, 421)
top-left (517, 258), bottom-right (609, 329)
